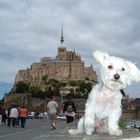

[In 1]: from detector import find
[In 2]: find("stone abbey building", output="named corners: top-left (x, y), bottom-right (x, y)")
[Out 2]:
top-left (14, 30), bottom-right (97, 86)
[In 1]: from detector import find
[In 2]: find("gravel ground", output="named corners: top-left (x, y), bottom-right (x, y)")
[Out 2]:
top-left (36, 122), bottom-right (140, 140)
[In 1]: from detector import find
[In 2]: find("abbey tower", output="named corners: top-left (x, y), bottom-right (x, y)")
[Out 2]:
top-left (14, 29), bottom-right (97, 86)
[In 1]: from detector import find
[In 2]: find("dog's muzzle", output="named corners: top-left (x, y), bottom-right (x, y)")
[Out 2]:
top-left (114, 73), bottom-right (120, 80)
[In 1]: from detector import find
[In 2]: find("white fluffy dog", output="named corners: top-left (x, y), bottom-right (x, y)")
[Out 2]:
top-left (69, 50), bottom-right (140, 136)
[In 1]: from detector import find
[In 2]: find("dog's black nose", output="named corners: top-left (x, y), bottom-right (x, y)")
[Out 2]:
top-left (114, 73), bottom-right (120, 80)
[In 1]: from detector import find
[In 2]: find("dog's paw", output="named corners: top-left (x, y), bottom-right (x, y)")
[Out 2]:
top-left (68, 129), bottom-right (75, 135)
top-left (108, 129), bottom-right (122, 136)
top-left (68, 129), bottom-right (81, 135)
top-left (85, 128), bottom-right (93, 136)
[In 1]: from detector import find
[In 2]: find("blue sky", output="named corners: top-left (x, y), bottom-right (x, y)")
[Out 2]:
top-left (0, 0), bottom-right (140, 99)
top-left (0, 83), bottom-right (12, 99)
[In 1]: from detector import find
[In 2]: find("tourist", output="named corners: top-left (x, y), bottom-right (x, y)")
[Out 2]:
top-left (0, 105), bottom-right (3, 125)
top-left (7, 104), bottom-right (13, 127)
top-left (63, 94), bottom-right (76, 124)
top-left (19, 105), bottom-right (28, 128)
top-left (47, 96), bottom-right (59, 130)
top-left (9, 105), bottom-right (19, 127)
top-left (2, 108), bottom-right (7, 125)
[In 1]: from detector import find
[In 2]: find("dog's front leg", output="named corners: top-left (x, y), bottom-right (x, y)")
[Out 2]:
top-left (108, 110), bottom-right (122, 136)
top-left (84, 110), bottom-right (95, 135)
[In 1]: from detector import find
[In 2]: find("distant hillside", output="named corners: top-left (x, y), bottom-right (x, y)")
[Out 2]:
top-left (0, 82), bottom-right (12, 99)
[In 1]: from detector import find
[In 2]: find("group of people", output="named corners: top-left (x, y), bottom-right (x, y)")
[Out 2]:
top-left (47, 94), bottom-right (76, 130)
top-left (0, 104), bottom-right (28, 128)
top-left (0, 94), bottom-right (76, 130)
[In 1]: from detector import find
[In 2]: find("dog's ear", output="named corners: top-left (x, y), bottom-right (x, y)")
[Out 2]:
top-left (93, 50), bottom-right (109, 65)
top-left (126, 61), bottom-right (140, 82)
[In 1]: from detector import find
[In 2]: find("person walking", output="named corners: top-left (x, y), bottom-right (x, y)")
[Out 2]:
top-left (63, 94), bottom-right (76, 124)
top-left (47, 96), bottom-right (59, 130)
top-left (9, 105), bottom-right (19, 127)
top-left (2, 108), bottom-right (7, 125)
top-left (0, 105), bottom-right (3, 126)
top-left (7, 104), bottom-right (13, 127)
top-left (19, 105), bottom-right (28, 128)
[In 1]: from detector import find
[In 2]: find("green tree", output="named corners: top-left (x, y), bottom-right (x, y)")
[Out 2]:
top-left (85, 77), bottom-right (89, 81)
top-left (69, 81), bottom-right (77, 86)
top-left (85, 83), bottom-right (92, 93)
top-left (0, 98), bottom-right (4, 105)
top-left (28, 86), bottom-right (46, 99)
top-left (79, 82), bottom-right (92, 93)
top-left (16, 81), bottom-right (29, 93)
top-left (42, 75), bottom-right (48, 84)
top-left (28, 86), bottom-right (40, 94)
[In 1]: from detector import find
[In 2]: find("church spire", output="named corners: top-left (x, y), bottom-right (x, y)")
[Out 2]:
top-left (60, 26), bottom-right (64, 44)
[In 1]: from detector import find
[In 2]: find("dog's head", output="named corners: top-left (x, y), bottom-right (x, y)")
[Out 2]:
top-left (93, 50), bottom-right (140, 91)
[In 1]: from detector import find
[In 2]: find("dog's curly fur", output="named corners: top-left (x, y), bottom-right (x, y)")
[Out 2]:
top-left (69, 50), bottom-right (140, 136)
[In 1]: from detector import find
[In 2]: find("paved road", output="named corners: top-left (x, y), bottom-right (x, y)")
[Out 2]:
top-left (0, 119), bottom-right (140, 140)
top-left (0, 119), bottom-right (66, 140)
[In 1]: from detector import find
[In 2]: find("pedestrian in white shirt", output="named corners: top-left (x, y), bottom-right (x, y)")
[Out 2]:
top-left (47, 96), bottom-right (59, 130)
top-left (9, 105), bottom-right (19, 127)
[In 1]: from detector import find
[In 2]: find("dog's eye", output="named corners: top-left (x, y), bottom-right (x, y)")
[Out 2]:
top-left (108, 65), bottom-right (113, 70)
top-left (122, 68), bottom-right (125, 71)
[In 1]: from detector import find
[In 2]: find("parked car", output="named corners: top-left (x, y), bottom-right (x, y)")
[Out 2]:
top-left (57, 115), bottom-right (66, 120)
top-left (126, 120), bottom-right (140, 129)
top-left (27, 112), bottom-right (35, 119)
top-left (126, 120), bottom-right (135, 129)
top-left (38, 113), bottom-right (44, 119)
top-left (134, 120), bottom-right (140, 129)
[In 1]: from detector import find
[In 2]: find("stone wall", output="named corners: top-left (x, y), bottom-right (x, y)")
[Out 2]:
top-left (4, 93), bottom-right (45, 112)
